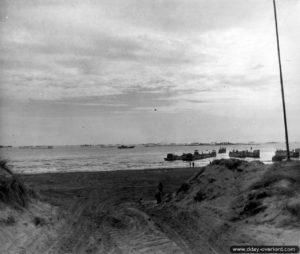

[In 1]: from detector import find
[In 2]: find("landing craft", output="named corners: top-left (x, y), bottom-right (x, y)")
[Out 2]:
top-left (164, 150), bottom-right (216, 161)
top-left (272, 150), bottom-right (299, 161)
top-left (218, 147), bottom-right (226, 154)
top-left (164, 154), bottom-right (183, 161)
top-left (118, 145), bottom-right (135, 149)
top-left (229, 150), bottom-right (260, 158)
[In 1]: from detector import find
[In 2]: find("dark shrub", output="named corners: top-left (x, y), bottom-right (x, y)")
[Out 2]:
top-left (176, 183), bottom-right (190, 194)
top-left (155, 192), bottom-right (162, 204)
top-left (0, 159), bottom-right (34, 208)
top-left (0, 215), bottom-right (16, 226)
top-left (211, 159), bottom-right (244, 170)
top-left (286, 200), bottom-right (300, 218)
top-left (33, 216), bottom-right (46, 226)
top-left (209, 178), bottom-right (216, 183)
top-left (250, 174), bottom-right (296, 191)
top-left (194, 190), bottom-right (207, 202)
top-left (248, 190), bottom-right (270, 200)
top-left (240, 200), bottom-right (266, 216)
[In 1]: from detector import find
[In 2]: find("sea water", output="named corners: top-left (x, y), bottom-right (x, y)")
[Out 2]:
top-left (0, 142), bottom-right (299, 174)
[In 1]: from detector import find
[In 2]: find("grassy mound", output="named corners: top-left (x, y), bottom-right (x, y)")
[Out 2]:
top-left (210, 158), bottom-right (247, 170)
top-left (174, 158), bottom-right (257, 203)
top-left (243, 161), bottom-right (300, 224)
top-left (172, 159), bottom-right (300, 225)
top-left (0, 160), bottom-right (34, 208)
top-left (158, 159), bottom-right (300, 251)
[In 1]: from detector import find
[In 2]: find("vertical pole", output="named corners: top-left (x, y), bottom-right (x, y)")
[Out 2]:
top-left (273, 0), bottom-right (290, 160)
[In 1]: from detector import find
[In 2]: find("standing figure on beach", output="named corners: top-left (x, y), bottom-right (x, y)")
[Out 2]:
top-left (192, 162), bottom-right (195, 168)
top-left (155, 181), bottom-right (164, 204)
top-left (158, 181), bottom-right (163, 193)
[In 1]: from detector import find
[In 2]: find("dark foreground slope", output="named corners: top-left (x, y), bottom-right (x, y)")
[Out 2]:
top-left (1, 160), bottom-right (299, 254)
top-left (0, 160), bottom-right (59, 254)
top-left (145, 159), bottom-right (300, 253)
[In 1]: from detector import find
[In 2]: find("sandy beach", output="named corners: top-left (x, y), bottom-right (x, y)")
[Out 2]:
top-left (1, 160), bottom-right (300, 254)
top-left (1, 167), bottom-right (199, 254)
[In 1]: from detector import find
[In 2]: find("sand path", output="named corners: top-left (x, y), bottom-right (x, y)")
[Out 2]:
top-left (43, 190), bottom-right (185, 253)
top-left (16, 168), bottom-right (202, 254)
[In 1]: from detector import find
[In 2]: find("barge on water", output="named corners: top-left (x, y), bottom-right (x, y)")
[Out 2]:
top-left (218, 147), bottom-right (226, 153)
top-left (118, 145), bottom-right (135, 149)
top-left (272, 149), bottom-right (300, 161)
top-left (229, 149), bottom-right (260, 158)
top-left (19, 146), bottom-right (53, 149)
top-left (164, 150), bottom-right (216, 162)
top-left (164, 154), bottom-right (183, 161)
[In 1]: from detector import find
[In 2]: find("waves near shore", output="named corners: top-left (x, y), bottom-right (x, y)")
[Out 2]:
top-left (2, 143), bottom-right (300, 174)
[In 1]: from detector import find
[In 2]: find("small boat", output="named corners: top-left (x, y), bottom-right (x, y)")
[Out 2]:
top-left (32, 146), bottom-right (53, 149)
top-left (218, 147), bottom-right (226, 153)
top-left (20, 146), bottom-right (53, 149)
top-left (118, 145), bottom-right (135, 149)
top-left (272, 150), bottom-right (300, 161)
top-left (229, 150), bottom-right (260, 158)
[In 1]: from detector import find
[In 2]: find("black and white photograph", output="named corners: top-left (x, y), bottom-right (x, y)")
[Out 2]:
top-left (0, 0), bottom-right (300, 253)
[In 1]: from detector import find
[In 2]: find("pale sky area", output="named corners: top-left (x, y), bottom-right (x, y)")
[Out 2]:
top-left (0, 0), bottom-right (299, 146)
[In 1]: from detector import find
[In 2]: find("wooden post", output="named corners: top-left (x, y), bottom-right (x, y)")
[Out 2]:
top-left (273, 0), bottom-right (290, 160)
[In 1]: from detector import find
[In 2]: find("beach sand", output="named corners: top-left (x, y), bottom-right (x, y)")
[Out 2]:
top-left (1, 161), bottom-right (300, 254)
top-left (1, 167), bottom-right (199, 254)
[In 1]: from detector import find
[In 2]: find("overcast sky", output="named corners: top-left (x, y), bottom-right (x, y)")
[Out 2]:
top-left (0, 0), bottom-right (299, 146)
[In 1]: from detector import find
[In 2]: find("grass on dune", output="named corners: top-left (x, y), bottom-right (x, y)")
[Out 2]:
top-left (0, 160), bottom-right (34, 208)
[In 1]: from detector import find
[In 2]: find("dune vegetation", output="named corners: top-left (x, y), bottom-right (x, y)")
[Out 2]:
top-left (0, 160), bottom-right (34, 208)
top-left (148, 159), bottom-right (300, 253)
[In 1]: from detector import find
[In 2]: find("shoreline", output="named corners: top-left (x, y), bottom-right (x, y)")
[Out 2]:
top-left (16, 165), bottom-right (203, 176)
top-left (14, 157), bottom-right (298, 176)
